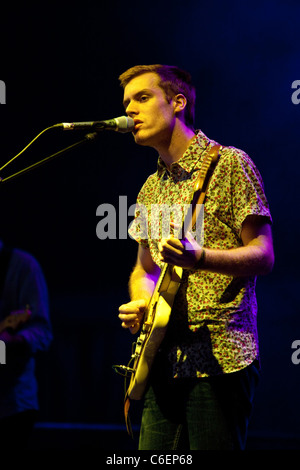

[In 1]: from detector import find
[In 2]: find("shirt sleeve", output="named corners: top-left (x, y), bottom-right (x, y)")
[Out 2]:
top-left (218, 147), bottom-right (272, 237)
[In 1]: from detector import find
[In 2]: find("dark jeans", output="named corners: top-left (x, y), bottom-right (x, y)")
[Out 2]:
top-left (138, 361), bottom-right (259, 450)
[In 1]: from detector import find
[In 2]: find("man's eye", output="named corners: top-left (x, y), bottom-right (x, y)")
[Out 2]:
top-left (140, 95), bottom-right (149, 102)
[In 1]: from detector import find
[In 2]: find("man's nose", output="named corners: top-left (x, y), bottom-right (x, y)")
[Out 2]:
top-left (126, 102), bottom-right (138, 117)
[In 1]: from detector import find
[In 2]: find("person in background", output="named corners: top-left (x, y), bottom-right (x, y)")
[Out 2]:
top-left (0, 240), bottom-right (53, 448)
top-left (118, 64), bottom-right (274, 450)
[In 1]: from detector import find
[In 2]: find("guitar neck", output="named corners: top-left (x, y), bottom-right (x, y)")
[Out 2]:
top-left (143, 262), bottom-right (169, 323)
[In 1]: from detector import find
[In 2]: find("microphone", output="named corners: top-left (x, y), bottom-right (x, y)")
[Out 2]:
top-left (55, 116), bottom-right (135, 133)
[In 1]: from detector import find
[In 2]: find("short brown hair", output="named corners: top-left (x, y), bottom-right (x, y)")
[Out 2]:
top-left (119, 64), bottom-right (196, 130)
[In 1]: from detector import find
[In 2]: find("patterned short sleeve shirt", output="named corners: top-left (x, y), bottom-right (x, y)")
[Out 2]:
top-left (128, 130), bottom-right (272, 378)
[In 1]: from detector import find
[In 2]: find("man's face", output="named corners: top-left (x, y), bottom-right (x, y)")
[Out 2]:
top-left (123, 72), bottom-right (177, 148)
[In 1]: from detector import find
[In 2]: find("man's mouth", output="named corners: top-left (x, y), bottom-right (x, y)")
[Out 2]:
top-left (134, 120), bottom-right (143, 131)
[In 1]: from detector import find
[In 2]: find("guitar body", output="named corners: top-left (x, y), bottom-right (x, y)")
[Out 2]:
top-left (127, 265), bottom-right (182, 400)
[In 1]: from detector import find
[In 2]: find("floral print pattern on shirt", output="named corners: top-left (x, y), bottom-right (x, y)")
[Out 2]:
top-left (128, 130), bottom-right (272, 378)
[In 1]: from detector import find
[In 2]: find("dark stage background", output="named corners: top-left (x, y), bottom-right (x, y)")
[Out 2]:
top-left (0, 0), bottom-right (299, 450)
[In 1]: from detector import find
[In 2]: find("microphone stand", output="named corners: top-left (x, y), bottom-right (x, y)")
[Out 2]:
top-left (0, 131), bottom-right (98, 184)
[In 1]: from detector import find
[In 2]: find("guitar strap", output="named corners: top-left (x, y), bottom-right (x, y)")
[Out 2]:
top-left (123, 143), bottom-right (222, 438)
top-left (0, 244), bottom-right (12, 298)
top-left (187, 142), bottom-right (221, 232)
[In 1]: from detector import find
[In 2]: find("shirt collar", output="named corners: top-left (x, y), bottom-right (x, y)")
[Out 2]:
top-left (157, 129), bottom-right (211, 177)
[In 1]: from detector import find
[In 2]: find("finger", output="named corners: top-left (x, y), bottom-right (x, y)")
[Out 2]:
top-left (170, 222), bottom-right (182, 232)
top-left (159, 238), bottom-right (183, 255)
top-left (118, 313), bottom-right (138, 327)
top-left (119, 300), bottom-right (146, 314)
top-left (129, 323), bottom-right (140, 334)
top-left (170, 222), bottom-right (180, 228)
top-left (167, 237), bottom-right (184, 250)
top-left (118, 306), bottom-right (139, 316)
top-left (159, 247), bottom-right (182, 262)
top-left (118, 311), bottom-right (138, 319)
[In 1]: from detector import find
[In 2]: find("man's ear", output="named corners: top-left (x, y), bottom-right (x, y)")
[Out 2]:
top-left (173, 94), bottom-right (187, 114)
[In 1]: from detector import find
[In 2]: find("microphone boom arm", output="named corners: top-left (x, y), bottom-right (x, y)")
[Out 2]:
top-left (0, 115), bottom-right (133, 184)
top-left (0, 131), bottom-right (98, 184)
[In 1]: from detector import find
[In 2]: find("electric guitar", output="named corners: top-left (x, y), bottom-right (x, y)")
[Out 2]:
top-left (114, 144), bottom-right (221, 434)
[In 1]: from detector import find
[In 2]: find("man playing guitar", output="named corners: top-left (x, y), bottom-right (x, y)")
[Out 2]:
top-left (118, 64), bottom-right (274, 450)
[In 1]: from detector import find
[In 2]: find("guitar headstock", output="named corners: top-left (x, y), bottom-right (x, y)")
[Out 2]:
top-left (0, 306), bottom-right (31, 333)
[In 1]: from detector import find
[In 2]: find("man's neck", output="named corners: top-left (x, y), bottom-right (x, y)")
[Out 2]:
top-left (155, 125), bottom-right (196, 169)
